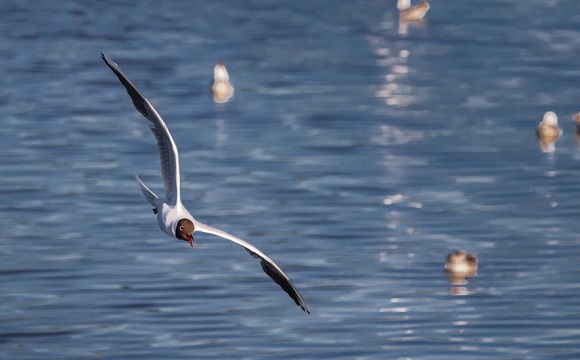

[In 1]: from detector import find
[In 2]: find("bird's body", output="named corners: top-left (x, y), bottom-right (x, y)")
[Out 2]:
top-left (398, 0), bottom-right (430, 22)
top-left (537, 111), bottom-right (562, 140)
top-left (444, 250), bottom-right (478, 276)
top-left (536, 111), bottom-right (562, 152)
top-left (101, 54), bottom-right (309, 313)
top-left (211, 62), bottom-right (234, 103)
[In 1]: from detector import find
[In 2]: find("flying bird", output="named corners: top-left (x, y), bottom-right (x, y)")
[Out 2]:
top-left (101, 53), bottom-right (309, 314)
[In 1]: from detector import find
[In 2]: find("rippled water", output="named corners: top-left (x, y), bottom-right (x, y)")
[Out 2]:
top-left (2, 1), bottom-right (580, 359)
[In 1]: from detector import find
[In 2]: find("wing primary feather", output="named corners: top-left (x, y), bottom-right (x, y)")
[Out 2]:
top-left (259, 259), bottom-right (310, 313)
top-left (100, 53), bottom-right (149, 119)
top-left (194, 221), bottom-right (310, 313)
top-left (244, 248), bottom-right (261, 259)
top-left (149, 125), bottom-right (174, 201)
top-left (101, 53), bottom-right (181, 204)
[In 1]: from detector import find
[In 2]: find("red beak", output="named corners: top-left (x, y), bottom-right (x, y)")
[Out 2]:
top-left (187, 235), bottom-right (194, 248)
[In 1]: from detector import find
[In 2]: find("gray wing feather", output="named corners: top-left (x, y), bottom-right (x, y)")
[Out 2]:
top-left (101, 53), bottom-right (181, 204)
top-left (194, 221), bottom-right (310, 314)
top-left (135, 175), bottom-right (159, 207)
top-left (149, 125), bottom-right (175, 202)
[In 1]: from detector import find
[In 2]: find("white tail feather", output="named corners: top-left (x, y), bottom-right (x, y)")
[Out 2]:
top-left (135, 175), bottom-right (159, 207)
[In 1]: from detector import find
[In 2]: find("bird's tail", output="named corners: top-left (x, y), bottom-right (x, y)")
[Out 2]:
top-left (135, 175), bottom-right (159, 207)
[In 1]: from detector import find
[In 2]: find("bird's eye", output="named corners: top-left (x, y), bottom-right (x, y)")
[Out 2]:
top-left (179, 226), bottom-right (184, 231)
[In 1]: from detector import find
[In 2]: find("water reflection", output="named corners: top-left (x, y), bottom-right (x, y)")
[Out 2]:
top-left (214, 118), bottom-right (228, 149)
top-left (373, 47), bottom-right (414, 107)
top-left (450, 286), bottom-right (470, 296)
top-left (398, 18), bottom-right (427, 37)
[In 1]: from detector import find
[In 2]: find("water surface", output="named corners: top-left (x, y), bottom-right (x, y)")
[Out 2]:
top-left (2, 1), bottom-right (580, 359)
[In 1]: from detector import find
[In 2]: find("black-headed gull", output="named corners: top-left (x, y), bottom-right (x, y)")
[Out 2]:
top-left (101, 53), bottom-right (309, 314)
top-left (211, 62), bottom-right (234, 103)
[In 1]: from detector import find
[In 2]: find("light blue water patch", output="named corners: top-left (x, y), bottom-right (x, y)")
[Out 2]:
top-left (2, 1), bottom-right (580, 359)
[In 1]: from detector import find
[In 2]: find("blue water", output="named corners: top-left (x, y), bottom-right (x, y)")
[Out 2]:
top-left (2, 1), bottom-right (580, 359)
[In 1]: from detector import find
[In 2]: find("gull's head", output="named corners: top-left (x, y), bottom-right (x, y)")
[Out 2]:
top-left (214, 62), bottom-right (230, 82)
top-left (542, 111), bottom-right (558, 127)
top-left (398, 0), bottom-right (411, 10)
top-left (176, 219), bottom-right (195, 248)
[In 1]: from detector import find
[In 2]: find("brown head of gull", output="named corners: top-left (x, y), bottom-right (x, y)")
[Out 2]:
top-left (101, 53), bottom-right (309, 314)
top-left (175, 218), bottom-right (194, 247)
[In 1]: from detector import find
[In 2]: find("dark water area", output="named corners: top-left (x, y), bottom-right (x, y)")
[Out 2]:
top-left (2, 1), bottom-right (580, 359)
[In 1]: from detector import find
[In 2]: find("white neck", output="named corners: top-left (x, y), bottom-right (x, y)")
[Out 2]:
top-left (214, 63), bottom-right (230, 82)
top-left (398, 0), bottom-right (411, 10)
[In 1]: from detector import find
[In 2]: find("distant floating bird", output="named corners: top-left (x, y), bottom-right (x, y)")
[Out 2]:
top-left (537, 111), bottom-right (562, 140)
top-left (572, 112), bottom-right (580, 134)
top-left (398, 0), bottom-right (430, 22)
top-left (101, 53), bottom-right (309, 314)
top-left (536, 111), bottom-right (562, 152)
top-left (212, 62), bottom-right (234, 103)
top-left (444, 250), bottom-right (478, 277)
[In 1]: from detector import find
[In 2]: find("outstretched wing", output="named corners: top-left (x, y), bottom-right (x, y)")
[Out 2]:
top-left (194, 221), bottom-right (310, 314)
top-left (101, 53), bottom-right (181, 205)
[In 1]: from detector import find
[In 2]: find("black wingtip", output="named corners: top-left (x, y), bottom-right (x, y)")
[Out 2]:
top-left (260, 260), bottom-right (310, 314)
top-left (100, 53), bottom-right (150, 119)
top-left (100, 53), bottom-right (115, 67)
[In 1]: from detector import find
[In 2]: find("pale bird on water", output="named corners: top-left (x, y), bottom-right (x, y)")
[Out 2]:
top-left (536, 111), bottom-right (562, 152)
top-left (398, 0), bottom-right (430, 22)
top-left (444, 250), bottom-right (478, 277)
top-left (212, 62), bottom-right (234, 103)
